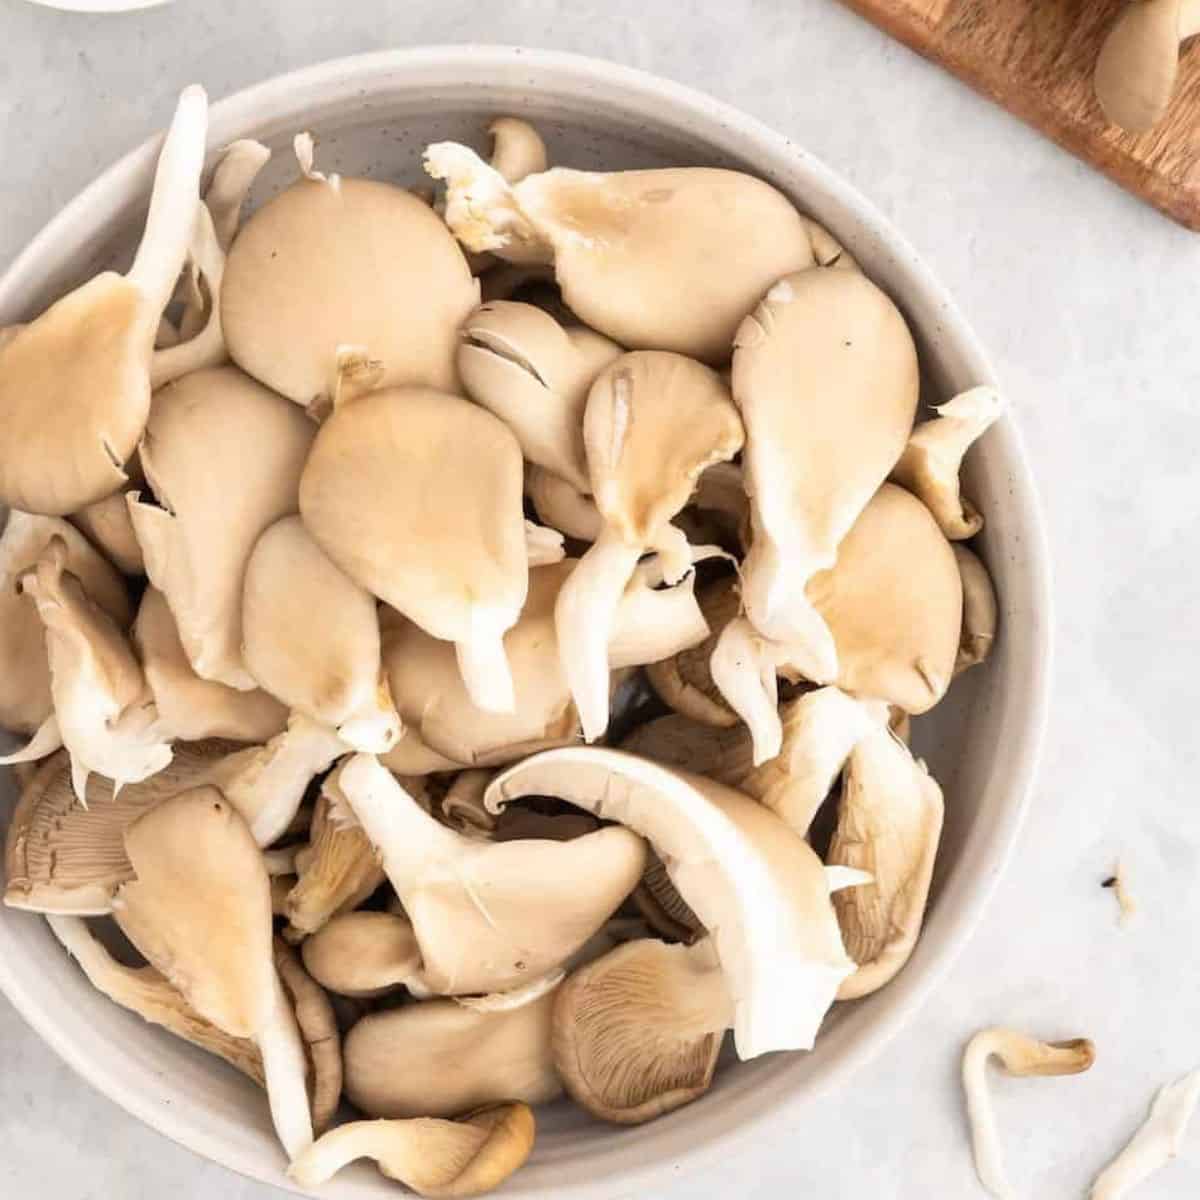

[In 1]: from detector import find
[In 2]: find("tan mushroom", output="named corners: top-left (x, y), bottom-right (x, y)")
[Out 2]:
top-left (299, 387), bottom-right (527, 714)
top-left (440, 769), bottom-right (498, 839)
top-left (1095, 0), bottom-right (1200, 133)
top-left (343, 990), bottom-right (560, 1118)
top-left (379, 728), bottom-right (465, 776)
top-left (202, 138), bottom-right (271, 252)
top-left (425, 145), bottom-right (816, 363)
top-left (288, 1102), bottom-right (535, 1197)
top-left (525, 465), bottom-right (603, 542)
top-left (241, 515), bottom-right (400, 752)
top-left (70, 476), bottom-right (146, 576)
top-left (128, 365), bottom-right (315, 690)
top-left (890, 386), bottom-right (1007, 540)
top-left (953, 544), bottom-right (999, 677)
top-left (301, 911), bottom-right (422, 999)
top-left (221, 134), bottom-right (478, 411)
top-left (801, 215), bottom-right (860, 272)
top-left (486, 117), bottom-right (548, 184)
top-left (0, 87), bottom-right (208, 515)
top-left (552, 937), bottom-right (729, 1124)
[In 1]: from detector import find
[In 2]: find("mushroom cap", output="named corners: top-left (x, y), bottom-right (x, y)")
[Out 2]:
top-left (806, 484), bottom-right (962, 714)
top-left (301, 910), bottom-right (422, 999)
top-left (525, 466), bottom-right (603, 542)
top-left (0, 275), bottom-right (151, 515)
top-left (344, 993), bottom-right (560, 1120)
top-left (552, 938), bottom-right (727, 1124)
top-left (585, 351), bottom-right (745, 543)
top-left (221, 174), bottom-right (478, 405)
top-left (242, 515), bottom-right (397, 746)
top-left (0, 512), bottom-right (130, 734)
top-left (953, 543), bottom-right (999, 676)
top-left (116, 787), bottom-right (276, 1038)
top-left (458, 302), bottom-right (623, 493)
top-left (128, 365), bottom-right (315, 689)
top-left (299, 387), bottom-right (527, 648)
top-left (134, 586), bottom-right (288, 743)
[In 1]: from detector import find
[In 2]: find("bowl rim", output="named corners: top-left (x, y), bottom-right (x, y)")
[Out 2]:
top-left (0, 43), bottom-right (1053, 1198)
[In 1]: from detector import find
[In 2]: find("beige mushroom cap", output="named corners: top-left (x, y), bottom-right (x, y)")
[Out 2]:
top-left (301, 910), bottom-right (422, 999)
top-left (221, 157), bottom-right (479, 408)
top-left (525, 466), bottom-right (603, 542)
top-left (807, 484), bottom-right (962, 714)
top-left (343, 991), bottom-right (560, 1119)
top-left (128, 365), bottom-right (315, 690)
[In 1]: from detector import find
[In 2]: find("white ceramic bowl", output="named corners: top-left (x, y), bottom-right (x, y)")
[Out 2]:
top-left (0, 46), bottom-right (1050, 1198)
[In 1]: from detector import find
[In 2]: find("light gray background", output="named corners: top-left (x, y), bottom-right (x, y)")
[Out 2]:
top-left (2, 1), bottom-right (1199, 1197)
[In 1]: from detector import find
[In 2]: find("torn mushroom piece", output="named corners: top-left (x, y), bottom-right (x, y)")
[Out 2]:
top-left (301, 911), bottom-right (422, 999)
top-left (289, 1102), bottom-right (535, 1197)
top-left (300, 387), bottom-right (527, 714)
top-left (343, 989), bottom-right (560, 1118)
top-left (242, 516), bottom-right (400, 752)
top-left (333, 755), bottom-right (646, 995)
top-left (953, 544), bottom-right (999, 677)
top-left (487, 748), bottom-right (859, 1057)
top-left (0, 87), bottom-right (208, 516)
top-left (114, 788), bottom-right (313, 1157)
top-left (221, 134), bottom-right (478, 411)
top-left (553, 938), bottom-right (729, 1123)
top-left (828, 719), bottom-right (944, 999)
top-left (556, 351), bottom-right (743, 741)
top-left (128, 365), bottom-right (316, 690)
top-left (962, 1029), bottom-right (1095, 1200)
top-left (458, 301), bottom-right (623, 493)
top-left (890, 386), bottom-right (1008, 540)
top-left (424, 144), bottom-right (817, 363)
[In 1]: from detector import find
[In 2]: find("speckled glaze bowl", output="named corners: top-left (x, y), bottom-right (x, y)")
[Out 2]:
top-left (0, 46), bottom-right (1050, 1199)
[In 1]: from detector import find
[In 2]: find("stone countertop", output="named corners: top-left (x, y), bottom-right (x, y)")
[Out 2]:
top-left (3, 1), bottom-right (1200, 1197)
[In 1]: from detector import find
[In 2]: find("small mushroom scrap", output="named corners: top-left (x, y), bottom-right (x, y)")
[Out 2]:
top-left (332, 754), bottom-right (646, 995)
top-left (953, 544), bottom-right (999, 677)
top-left (0, 87), bottom-right (208, 515)
top-left (525, 465), bottom-right (603, 542)
top-left (301, 910), bottom-right (422, 999)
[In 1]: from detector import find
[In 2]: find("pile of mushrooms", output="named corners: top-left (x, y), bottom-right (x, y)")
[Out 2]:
top-left (0, 89), bottom-right (1010, 1196)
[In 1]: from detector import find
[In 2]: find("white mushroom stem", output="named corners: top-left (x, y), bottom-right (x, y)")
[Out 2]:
top-left (126, 84), bottom-right (210, 316)
top-left (962, 1029), bottom-right (1096, 1200)
top-left (709, 616), bottom-right (785, 765)
top-left (205, 139), bottom-right (271, 250)
top-left (1090, 1068), bottom-right (1200, 1199)
top-left (455, 615), bottom-right (518, 715)
top-left (258, 970), bottom-right (317, 1160)
top-left (524, 520), bottom-right (565, 566)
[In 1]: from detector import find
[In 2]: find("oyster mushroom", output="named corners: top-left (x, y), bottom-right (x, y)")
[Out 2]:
top-left (1095, 0), bottom-right (1200, 132)
top-left (301, 911), bottom-right (422, 999)
top-left (202, 138), bottom-right (271, 251)
top-left (553, 937), bottom-right (729, 1124)
top-left (424, 145), bottom-right (816, 363)
top-left (134, 587), bottom-right (288, 743)
top-left (332, 755), bottom-right (646, 995)
top-left (890, 386), bottom-right (1008, 540)
top-left (221, 135), bottom-right (478, 411)
top-left (486, 117), bottom-right (548, 184)
top-left (114, 788), bottom-right (313, 1156)
top-left (343, 990), bottom-right (560, 1118)
top-left (299, 387), bottom-right (527, 714)
top-left (524, 520), bottom-right (565, 566)
top-left (556, 351), bottom-right (743, 741)
top-left (441, 769), bottom-right (497, 839)
top-left (828, 720), bottom-right (944, 999)
top-left (288, 1102), bottom-right (535, 1197)
top-left (379, 728), bottom-right (464, 776)
top-left (0, 86), bottom-right (208, 516)
top-left (954, 544), bottom-right (999, 677)
top-left (242, 516), bottom-right (400, 752)
top-left (486, 748), bottom-right (859, 1056)
top-left (458, 301), bottom-right (623, 493)
top-left (128, 365), bottom-right (316, 690)
top-left (70, 473), bottom-right (146, 577)
top-left (801, 215), bottom-right (860, 271)
top-left (526, 466), bottom-right (603, 543)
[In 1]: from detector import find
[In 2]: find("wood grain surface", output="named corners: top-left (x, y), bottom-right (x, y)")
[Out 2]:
top-left (837, 0), bottom-right (1200, 229)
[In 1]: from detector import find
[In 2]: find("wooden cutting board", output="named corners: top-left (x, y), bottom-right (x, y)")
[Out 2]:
top-left (836, 0), bottom-right (1200, 229)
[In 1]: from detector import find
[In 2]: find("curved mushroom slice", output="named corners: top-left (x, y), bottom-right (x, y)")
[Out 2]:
top-left (953, 544), bottom-right (999, 677)
top-left (379, 727), bottom-right (464, 776)
top-left (807, 484), bottom-right (962, 715)
top-left (242, 516), bottom-right (400, 752)
top-left (829, 721), bottom-right (944, 999)
top-left (557, 352), bottom-right (743, 741)
top-left (344, 990), bottom-right (559, 1118)
top-left (458, 301), bottom-right (623, 493)
top-left (114, 787), bottom-right (313, 1157)
top-left (553, 938), bottom-right (729, 1124)
top-left (487, 117), bottom-right (548, 185)
top-left (301, 911), bottom-right (422, 999)
top-left (203, 138), bottom-right (271, 251)
top-left (0, 87), bottom-right (207, 516)
top-left (128, 366), bottom-right (316, 690)
top-left (288, 1102), bottom-right (535, 1197)
top-left (0, 511), bottom-right (130, 738)
top-left (221, 137), bottom-right (478, 410)
top-left (606, 551), bottom-right (712, 671)
top-left (525, 466), bottom-right (603, 542)
top-left (134, 587), bottom-right (288, 743)
top-left (333, 755), bottom-right (646, 995)
top-left (21, 537), bottom-right (171, 799)
top-left (46, 915), bottom-right (265, 1086)
top-left (300, 387), bottom-right (527, 714)
top-left (71, 488), bottom-right (146, 576)
top-left (486, 748), bottom-right (856, 1056)
top-left (890, 386), bottom-right (1008, 540)
top-left (424, 146), bottom-right (816, 363)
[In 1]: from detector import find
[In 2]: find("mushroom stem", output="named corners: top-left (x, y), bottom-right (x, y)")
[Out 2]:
top-left (258, 970), bottom-right (316, 1160)
top-left (127, 84), bottom-right (210, 316)
top-left (708, 617), bottom-right (783, 765)
top-left (455, 620), bottom-right (517, 715)
top-left (204, 139), bottom-right (271, 251)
